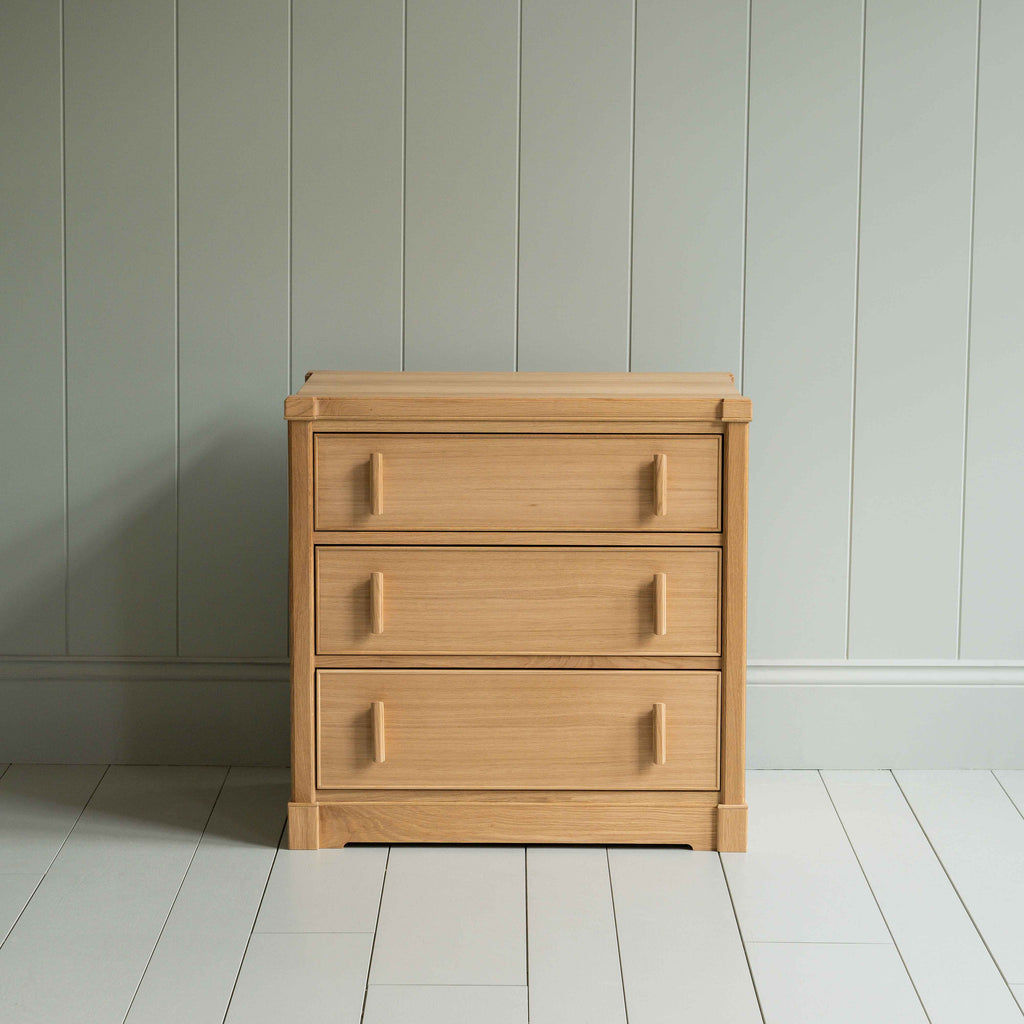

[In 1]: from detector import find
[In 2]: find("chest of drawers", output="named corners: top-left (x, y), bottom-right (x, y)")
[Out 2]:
top-left (284, 372), bottom-right (750, 851)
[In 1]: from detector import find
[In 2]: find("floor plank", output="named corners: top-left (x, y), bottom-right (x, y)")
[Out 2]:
top-left (369, 846), bottom-right (526, 985)
top-left (0, 763), bottom-right (105, 872)
top-left (254, 844), bottom-right (388, 933)
top-left (526, 847), bottom-right (626, 1024)
top-left (995, 771), bottom-right (1024, 816)
top-left (124, 767), bottom-right (288, 1024)
top-left (609, 849), bottom-right (761, 1024)
top-left (0, 874), bottom-right (38, 944)
top-left (0, 766), bottom-right (225, 1024)
top-left (823, 770), bottom-right (1023, 1024)
top-left (746, 942), bottom-right (928, 1024)
top-left (720, 771), bottom-right (889, 942)
top-left (363, 985), bottom-right (528, 1024)
top-left (224, 932), bottom-right (372, 1024)
top-left (896, 770), bottom-right (1024, 986)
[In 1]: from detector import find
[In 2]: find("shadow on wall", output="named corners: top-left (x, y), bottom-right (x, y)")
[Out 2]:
top-left (0, 424), bottom-right (290, 765)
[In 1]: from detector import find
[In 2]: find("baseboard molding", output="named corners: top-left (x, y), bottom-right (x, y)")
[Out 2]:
top-left (1, 658), bottom-right (1022, 767)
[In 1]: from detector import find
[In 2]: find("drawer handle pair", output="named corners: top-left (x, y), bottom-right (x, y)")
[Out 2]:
top-left (370, 571), bottom-right (667, 637)
top-left (368, 699), bottom-right (664, 767)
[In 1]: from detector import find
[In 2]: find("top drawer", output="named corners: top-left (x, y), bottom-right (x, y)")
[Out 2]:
top-left (313, 434), bottom-right (721, 532)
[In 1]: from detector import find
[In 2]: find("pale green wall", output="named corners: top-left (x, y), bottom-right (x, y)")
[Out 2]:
top-left (2, 0), bottom-right (1022, 663)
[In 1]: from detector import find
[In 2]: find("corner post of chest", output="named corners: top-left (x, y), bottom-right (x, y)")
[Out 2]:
top-left (289, 420), bottom-right (317, 834)
top-left (718, 419), bottom-right (748, 851)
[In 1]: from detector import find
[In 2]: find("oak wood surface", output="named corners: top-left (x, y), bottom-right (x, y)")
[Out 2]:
top-left (316, 670), bottom-right (720, 791)
top-left (285, 371), bottom-right (751, 421)
top-left (314, 433), bottom-right (720, 532)
top-left (318, 798), bottom-right (718, 849)
top-left (315, 546), bottom-right (721, 656)
top-left (288, 422), bottom-right (315, 804)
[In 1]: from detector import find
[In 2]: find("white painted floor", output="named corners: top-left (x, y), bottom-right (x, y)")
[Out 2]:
top-left (1, 767), bottom-right (1022, 1024)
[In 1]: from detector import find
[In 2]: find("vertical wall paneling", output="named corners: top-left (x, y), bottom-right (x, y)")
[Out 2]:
top-left (63, 0), bottom-right (177, 654)
top-left (959, 0), bottom-right (1024, 657)
top-left (630, 0), bottom-right (748, 377)
top-left (516, 0), bottom-right (634, 371)
top-left (742, 0), bottom-right (863, 658)
top-left (403, 0), bottom-right (519, 370)
top-left (847, 0), bottom-right (978, 657)
top-left (176, 0), bottom-right (290, 656)
top-left (0, 0), bottom-right (66, 653)
top-left (291, 0), bottom-right (404, 388)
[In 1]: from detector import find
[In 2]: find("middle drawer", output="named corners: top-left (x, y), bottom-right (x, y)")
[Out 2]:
top-left (315, 546), bottom-right (721, 655)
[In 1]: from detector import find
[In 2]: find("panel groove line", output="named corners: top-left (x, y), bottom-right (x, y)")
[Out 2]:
top-left (403, 0), bottom-right (519, 370)
top-left (848, 0), bottom-right (979, 657)
top-left (744, 0), bottom-right (863, 659)
top-left (0, 0), bottom-right (68, 654)
top-left (631, 0), bottom-right (748, 377)
top-left (176, 0), bottom-right (289, 657)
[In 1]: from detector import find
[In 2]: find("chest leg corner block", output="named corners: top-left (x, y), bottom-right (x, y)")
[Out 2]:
top-left (288, 802), bottom-right (322, 850)
top-left (716, 803), bottom-right (748, 852)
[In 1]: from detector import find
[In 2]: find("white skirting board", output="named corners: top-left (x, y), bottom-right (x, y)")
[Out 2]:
top-left (0, 659), bottom-right (1022, 767)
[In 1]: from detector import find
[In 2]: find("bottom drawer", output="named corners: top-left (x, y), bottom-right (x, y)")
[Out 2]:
top-left (316, 670), bottom-right (720, 791)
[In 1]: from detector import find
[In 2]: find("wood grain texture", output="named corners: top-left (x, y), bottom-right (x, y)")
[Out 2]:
top-left (630, 0), bottom-right (748, 375)
top-left (848, 0), bottom-right (978, 657)
top-left (517, 0), bottom-right (633, 371)
top-left (743, 0), bottom-right (862, 659)
top-left (286, 370), bottom-right (749, 421)
top-left (64, 0), bottom-right (176, 654)
top-left (319, 799), bottom-right (717, 848)
top-left (0, 0), bottom-right (65, 653)
top-left (316, 670), bottom-right (720, 790)
top-left (403, 0), bottom-right (519, 370)
top-left (289, 422), bottom-right (315, 804)
top-left (314, 433), bottom-right (721, 532)
top-left (720, 422), bottom-right (747, 807)
top-left (315, 546), bottom-right (721, 655)
top-left (291, 0), bottom-right (403, 383)
top-left (176, 0), bottom-right (288, 657)
top-left (959, 0), bottom-right (1024, 658)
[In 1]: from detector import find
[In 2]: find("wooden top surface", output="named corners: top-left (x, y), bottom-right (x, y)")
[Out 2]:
top-left (285, 371), bottom-right (751, 422)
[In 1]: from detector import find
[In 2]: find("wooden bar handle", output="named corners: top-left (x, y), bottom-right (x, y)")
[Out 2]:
top-left (372, 701), bottom-right (386, 763)
top-left (371, 572), bottom-right (384, 634)
top-left (371, 452), bottom-right (384, 515)
top-left (653, 702), bottom-right (666, 765)
top-left (654, 453), bottom-right (668, 516)
top-left (654, 572), bottom-right (667, 635)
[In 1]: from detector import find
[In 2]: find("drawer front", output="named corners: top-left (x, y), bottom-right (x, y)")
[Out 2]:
top-left (315, 546), bottom-right (720, 655)
top-left (317, 670), bottom-right (720, 790)
top-left (314, 434), bottom-right (720, 532)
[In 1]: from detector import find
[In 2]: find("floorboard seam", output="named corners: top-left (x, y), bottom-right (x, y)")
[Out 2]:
top-left (358, 846), bottom-right (392, 1024)
top-left (892, 770), bottom-right (1024, 1007)
top-left (992, 771), bottom-right (1024, 823)
top-left (819, 771), bottom-right (934, 1024)
top-left (219, 818), bottom-right (288, 1024)
top-left (719, 851), bottom-right (767, 1024)
top-left (604, 848), bottom-right (631, 1024)
top-left (121, 766), bottom-right (231, 1024)
top-left (0, 763), bottom-right (110, 954)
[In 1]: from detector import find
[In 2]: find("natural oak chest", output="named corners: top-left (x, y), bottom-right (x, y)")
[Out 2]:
top-left (284, 372), bottom-right (750, 851)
